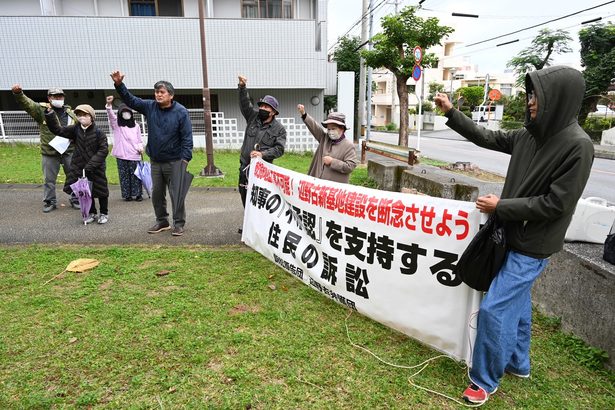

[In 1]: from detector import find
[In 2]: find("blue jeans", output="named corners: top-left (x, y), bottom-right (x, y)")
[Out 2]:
top-left (469, 250), bottom-right (549, 393)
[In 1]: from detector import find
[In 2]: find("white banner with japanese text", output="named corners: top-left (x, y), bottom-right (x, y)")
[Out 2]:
top-left (242, 158), bottom-right (482, 363)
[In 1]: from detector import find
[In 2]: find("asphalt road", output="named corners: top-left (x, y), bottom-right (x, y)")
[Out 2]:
top-left (0, 185), bottom-right (245, 245)
top-left (370, 129), bottom-right (615, 204)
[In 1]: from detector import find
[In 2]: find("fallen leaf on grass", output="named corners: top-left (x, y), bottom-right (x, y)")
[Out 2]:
top-left (68, 337), bottom-right (78, 344)
top-left (66, 259), bottom-right (100, 273)
top-left (268, 284), bottom-right (276, 291)
top-left (156, 270), bottom-right (172, 277)
top-left (281, 285), bottom-right (288, 292)
top-left (268, 275), bottom-right (274, 279)
top-left (168, 386), bottom-right (177, 393)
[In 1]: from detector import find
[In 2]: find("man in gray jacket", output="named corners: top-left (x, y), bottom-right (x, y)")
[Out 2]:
top-left (435, 66), bottom-right (594, 405)
top-left (237, 75), bottom-right (286, 208)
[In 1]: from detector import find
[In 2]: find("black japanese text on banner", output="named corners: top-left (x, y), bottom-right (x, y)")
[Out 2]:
top-left (241, 158), bottom-right (482, 363)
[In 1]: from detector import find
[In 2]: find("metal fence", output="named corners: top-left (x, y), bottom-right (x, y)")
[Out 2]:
top-left (0, 109), bottom-right (319, 152)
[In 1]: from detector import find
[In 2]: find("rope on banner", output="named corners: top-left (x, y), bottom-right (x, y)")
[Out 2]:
top-left (344, 309), bottom-right (485, 407)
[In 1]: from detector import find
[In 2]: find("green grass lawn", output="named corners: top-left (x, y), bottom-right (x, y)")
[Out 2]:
top-left (0, 143), bottom-right (377, 189)
top-left (0, 245), bottom-right (613, 409)
top-left (0, 142), bottom-right (613, 408)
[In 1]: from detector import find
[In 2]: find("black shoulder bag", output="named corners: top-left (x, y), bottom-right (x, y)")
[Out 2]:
top-left (453, 214), bottom-right (507, 291)
top-left (604, 220), bottom-right (615, 265)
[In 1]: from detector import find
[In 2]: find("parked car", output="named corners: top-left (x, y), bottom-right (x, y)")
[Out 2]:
top-left (589, 104), bottom-right (615, 117)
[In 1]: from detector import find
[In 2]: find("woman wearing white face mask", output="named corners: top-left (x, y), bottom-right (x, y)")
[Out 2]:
top-left (298, 105), bottom-right (357, 184)
top-left (45, 104), bottom-right (110, 225)
top-left (105, 95), bottom-right (145, 202)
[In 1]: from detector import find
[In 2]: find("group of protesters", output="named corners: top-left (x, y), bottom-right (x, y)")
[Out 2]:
top-left (11, 72), bottom-right (358, 236)
top-left (11, 64), bottom-right (595, 405)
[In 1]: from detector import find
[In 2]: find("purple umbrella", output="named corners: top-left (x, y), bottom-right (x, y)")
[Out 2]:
top-left (70, 170), bottom-right (93, 224)
top-left (134, 160), bottom-right (152, 198)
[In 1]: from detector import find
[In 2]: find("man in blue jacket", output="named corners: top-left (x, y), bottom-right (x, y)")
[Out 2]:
top-left (111, 70), bottom-right (193, 237)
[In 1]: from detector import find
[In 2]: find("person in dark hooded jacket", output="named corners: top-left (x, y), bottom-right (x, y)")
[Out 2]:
top-left (45, 104), bottom-right (110, 225)
top-left (435, 66), bottom-right (594, 405)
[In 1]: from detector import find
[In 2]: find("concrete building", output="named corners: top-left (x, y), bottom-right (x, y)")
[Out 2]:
top-left (0, 0), bottom-right (336, 127)
top-left (369, 40), bottom-right (520, 128)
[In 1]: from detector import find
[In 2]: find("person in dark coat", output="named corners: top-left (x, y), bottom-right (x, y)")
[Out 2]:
top-left (435, 66), bottom-right (594, 405)
top-left (237, 75), bottom-right (286, 208)
top-left (45, 104), bottom-right (110, 225)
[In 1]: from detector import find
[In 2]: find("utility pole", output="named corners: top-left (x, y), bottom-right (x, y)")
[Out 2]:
top-left (366, 0), bottom-right (374, 141)
top-left (198, 0), bottom-right (223, 177)
top-left (356, 0), bottom-right (369, 143)
top-left (389, 0), bottom-right (400, 128)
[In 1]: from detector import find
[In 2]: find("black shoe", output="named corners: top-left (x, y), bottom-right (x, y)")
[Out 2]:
top-left (148, 221), bottom-right (171, 234)
top-left (172, 226), bottom-right (185, 236)
top-left (124, 197), bottom-right (132, 202)
top-left (43, 202), bottom-right (57, 213)
top-left (70, 201), bottom-right (80, 210)
top-left (135, 195), bottom-right (143, 202)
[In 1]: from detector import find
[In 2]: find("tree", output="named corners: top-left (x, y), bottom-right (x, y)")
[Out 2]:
top-left (361, 6), bottom-right (453, 147)
top-left (578, 23), bottom-right (615, 124)
top-left (331, 35), bottom-right (362, 129)
top-left (456, 86), bottom-right (485, 110)
top-left (507, 28), bottom-right (572, 86)
top-left (427, 81), bottom-right (445, 101)
top-left (501, 93), bottom-right (527, 122)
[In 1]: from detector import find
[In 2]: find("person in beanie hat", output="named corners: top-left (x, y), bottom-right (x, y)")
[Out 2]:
top-left (10, 84), bottom-right (80, 212)
top-left (105, 95), bottom-right (144, 202)
top-left (297, 105), bottom-right (357, 184)
top-left (45, 104), bottom-right (110, 225)
top-left (237, 75), bottom-right (286, 208)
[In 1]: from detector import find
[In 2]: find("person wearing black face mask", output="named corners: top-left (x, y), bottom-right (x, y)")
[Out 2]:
top-left (105, 95), bottom-right (144, 202)
top-left (237, 75), bottom-right (287, 209)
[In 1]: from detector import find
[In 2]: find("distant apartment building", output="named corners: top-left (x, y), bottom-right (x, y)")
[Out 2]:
top-left (0, 0), bottom-right (336, 127)
top-left (370, 40), bottom-right (519, 127)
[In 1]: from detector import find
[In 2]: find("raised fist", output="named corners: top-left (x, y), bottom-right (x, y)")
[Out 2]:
top-left (297, 104), bottom-right (305, 115)
top-left (110, 70), bottom-right (125, 85)
top-left (11, 84), bottom-right (22, 94)
top-left (238, 75), bottom-right (247, 87)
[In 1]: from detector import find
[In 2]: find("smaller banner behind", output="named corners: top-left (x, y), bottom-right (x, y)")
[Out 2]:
top-left (242, 158), bottom-right (482, 363)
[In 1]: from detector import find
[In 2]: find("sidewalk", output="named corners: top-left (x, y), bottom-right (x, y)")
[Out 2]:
top-left (595, 144), bottom-right (615, 160)
top-left (0, 184), bottom-right (245, 246)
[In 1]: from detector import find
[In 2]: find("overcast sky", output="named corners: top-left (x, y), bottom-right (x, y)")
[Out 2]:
top-left (327, 0), bottom-right (615, 73)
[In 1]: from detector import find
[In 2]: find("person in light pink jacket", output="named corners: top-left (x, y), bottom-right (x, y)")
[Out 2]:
top-left (106, 95), bottom-right (144, 201)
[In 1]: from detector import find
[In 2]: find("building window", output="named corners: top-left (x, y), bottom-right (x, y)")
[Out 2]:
top-left (129, 0), bottom-right (183, 17)
top-left (500, 84), bottom-right (513, 97)
top-left (242, 0), bottom-right (293, 19)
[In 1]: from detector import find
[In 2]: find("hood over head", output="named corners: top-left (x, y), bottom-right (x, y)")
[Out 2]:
top-left (524, 65), bottom-right (585, 143)
top-left (117, 103), bottom-right (136, 128)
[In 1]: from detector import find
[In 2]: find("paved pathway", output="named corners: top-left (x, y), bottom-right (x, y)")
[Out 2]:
top-left (0, 184), bottom-right (244, 246)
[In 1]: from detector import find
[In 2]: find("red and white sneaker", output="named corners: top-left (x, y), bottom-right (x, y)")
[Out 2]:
top-left (463, 383), bottom-right (497, 405)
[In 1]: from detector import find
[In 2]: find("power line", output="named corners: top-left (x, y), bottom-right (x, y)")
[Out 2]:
top-left (464, 0), bottom-right (615, 47)
top-left (440, 13), bottom-right (615, 64)
top-left (327, 0), bottom-right (398, 53)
